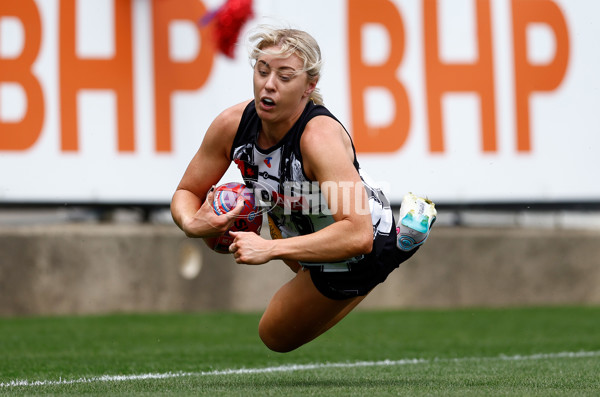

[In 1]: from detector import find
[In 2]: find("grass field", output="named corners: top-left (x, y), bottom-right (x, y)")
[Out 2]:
top-left (1, 307), bottom-right (599, 395)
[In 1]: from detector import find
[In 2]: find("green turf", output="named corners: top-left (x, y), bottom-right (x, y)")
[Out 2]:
top-left (1, 307), bottom-right (599, 395)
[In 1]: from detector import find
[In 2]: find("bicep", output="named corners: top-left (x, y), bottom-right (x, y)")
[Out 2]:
top-left (317, 163), bottom-right (367, 223)
top-left (177, 104), bottom-right (244, 200)
top-left (301, 120), bottom-right (368, 222)
top-left (177, 147), bottom-right (230, 202)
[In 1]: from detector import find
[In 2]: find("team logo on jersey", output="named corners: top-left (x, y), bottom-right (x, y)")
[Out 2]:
top-left (234, 158), bottom-right (257, 180)
top-left (264, 157), bottom-right (273, 168)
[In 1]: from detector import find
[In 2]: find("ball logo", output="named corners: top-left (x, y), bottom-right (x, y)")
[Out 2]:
top-left (207, 181), bottom-right (270, 254)
top-left (211, 181), bottom-right (277, 220)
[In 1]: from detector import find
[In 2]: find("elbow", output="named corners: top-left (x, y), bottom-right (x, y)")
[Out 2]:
top-left (354, 230), bottom-right (373, 256)
top-left (361, 234), bottom-right (374, 255)
top-left (345, 219), bottom-right (373, 257)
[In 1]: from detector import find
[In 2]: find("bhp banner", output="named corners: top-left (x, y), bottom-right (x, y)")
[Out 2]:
top-left (1, 0), bottom-right (599, 204)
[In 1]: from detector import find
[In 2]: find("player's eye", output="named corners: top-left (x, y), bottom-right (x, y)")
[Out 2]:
top-left (278, 73), bottom-right (294, 82)
top-left (255, 63), bottom-right (269, 76)
top-left (256, 68), bottom-right (268, 77)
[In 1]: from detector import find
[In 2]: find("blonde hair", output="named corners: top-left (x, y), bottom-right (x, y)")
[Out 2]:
top-left (247, 25), bottom-right (324, 105)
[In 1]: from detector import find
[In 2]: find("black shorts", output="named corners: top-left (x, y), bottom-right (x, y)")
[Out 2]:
top-left (308, 223), bottom-right (419, 300)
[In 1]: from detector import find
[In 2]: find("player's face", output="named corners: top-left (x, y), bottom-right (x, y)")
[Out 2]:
top-left (253, 47), bottom-right (315, 125)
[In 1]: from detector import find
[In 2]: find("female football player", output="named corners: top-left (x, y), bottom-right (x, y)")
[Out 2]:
top-left (171, 26), bottom-right (436, 352)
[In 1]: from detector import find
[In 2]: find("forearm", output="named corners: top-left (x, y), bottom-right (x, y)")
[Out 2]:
top-left (172, 187), bottom-right (246, 239)
top-left (171, 189), bottom-right (221, 238)
top-left (269, 220), bottom-right (372, 264)
top-left (171, 189), bottom-right (203, 231)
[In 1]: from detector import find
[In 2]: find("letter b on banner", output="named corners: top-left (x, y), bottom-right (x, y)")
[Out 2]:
top-left (0, 0), bottom-right (44, 151)
top-left (348, 0), bottom-right (410, 153)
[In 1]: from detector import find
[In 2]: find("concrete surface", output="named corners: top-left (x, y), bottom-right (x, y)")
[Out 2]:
top-left (1, 223), bottom-right (599, 316)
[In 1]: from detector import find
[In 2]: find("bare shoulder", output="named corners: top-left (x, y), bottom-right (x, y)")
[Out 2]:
top-left (209, 100), bottom-right (251, 136)
top-left (177, 101), bottom-right (252, 194)
top-left (301, 115), bottom-right (356, 179)
top-left (201, 100), bottom-right (251, 156)
top-left (302, 115), bottom-right (346, 142)
top-left (301, 116), bottom-right (354, 158)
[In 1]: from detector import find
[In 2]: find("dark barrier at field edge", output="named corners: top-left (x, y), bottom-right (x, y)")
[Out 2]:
top-left (0, 224), bottom-right (599, 316)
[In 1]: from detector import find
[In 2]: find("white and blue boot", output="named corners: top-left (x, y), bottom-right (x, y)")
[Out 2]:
top-left (396, 193), bottom-right (437, 252)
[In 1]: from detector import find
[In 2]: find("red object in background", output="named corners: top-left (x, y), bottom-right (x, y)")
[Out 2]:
top-left (201, 0), bottom-right (254, 58)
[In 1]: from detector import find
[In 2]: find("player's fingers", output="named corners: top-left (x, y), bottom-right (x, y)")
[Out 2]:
top-left (226, 197), bottom-right (246, 218)
top-left (205, 185), bottom-right (216, 204)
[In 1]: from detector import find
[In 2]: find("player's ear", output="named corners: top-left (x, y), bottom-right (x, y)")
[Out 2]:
top-left (303, 79), bottom-right (318, 98)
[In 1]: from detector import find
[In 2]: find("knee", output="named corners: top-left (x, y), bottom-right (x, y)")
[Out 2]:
top-left (258, 319), bottom-right (302, 353)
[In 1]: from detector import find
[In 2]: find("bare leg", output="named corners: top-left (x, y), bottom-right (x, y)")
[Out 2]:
top-left (282, 259), bottom-right (301, 273)
top-left (258, 268), bottom-right (367, 352)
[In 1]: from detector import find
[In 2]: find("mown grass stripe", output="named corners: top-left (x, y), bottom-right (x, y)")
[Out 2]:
top-left (2, 350), bottom-right (599, 388)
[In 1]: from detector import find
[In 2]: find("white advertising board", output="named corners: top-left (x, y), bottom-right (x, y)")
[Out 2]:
top-left (1, 0), bottom-right (599, 205)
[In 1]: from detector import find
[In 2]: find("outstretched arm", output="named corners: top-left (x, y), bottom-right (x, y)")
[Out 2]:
top-left (171, 101), bottom-right (248, 238)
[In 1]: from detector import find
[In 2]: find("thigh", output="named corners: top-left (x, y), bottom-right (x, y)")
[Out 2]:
top-left (258, 268), bottom-right (366, 352)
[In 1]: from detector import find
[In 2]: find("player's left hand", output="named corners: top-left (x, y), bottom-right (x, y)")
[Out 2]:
top-left (228, 231), bottom-right (273, 265)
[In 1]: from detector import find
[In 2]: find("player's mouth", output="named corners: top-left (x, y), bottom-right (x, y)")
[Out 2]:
top-left (260, 97), bottom-right (276, 110)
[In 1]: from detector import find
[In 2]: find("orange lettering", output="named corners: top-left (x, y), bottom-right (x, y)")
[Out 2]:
top-left (348, 0), bottom-right (410, 153)
top-left (59, 0), bottom-right (134, 152)
top-left (153, 0), bottom-right (214, 152)
top-left (0, 0), bottom-right (43, 151)
top-left (424, 0), bottom-right (496, 152)
top-left (512, 0), bottom-right (569, 152)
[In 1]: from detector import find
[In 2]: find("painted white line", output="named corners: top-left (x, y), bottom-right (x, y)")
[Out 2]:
top-left (1, 350), bottom-right (599, 388)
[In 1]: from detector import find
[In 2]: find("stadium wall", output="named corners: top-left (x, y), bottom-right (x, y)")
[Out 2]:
top-left (1, 223), bottom-right (599, 316)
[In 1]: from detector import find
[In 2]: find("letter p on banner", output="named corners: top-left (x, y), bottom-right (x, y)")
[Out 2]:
top-left (512, 0), bottom-right (570, 152)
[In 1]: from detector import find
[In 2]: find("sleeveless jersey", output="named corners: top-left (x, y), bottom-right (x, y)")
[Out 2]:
top-left (230, 100), bottom-right (395, 270)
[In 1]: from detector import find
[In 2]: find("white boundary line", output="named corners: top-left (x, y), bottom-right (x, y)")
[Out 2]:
top-left (2, 350), bottom-right (599, 388)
